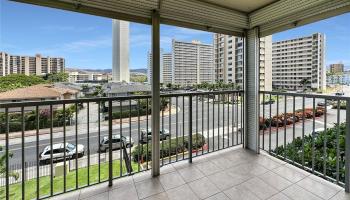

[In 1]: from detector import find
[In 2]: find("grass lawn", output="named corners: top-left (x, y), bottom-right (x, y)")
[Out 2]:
top-left (1, 160), bottom-right (139, 200)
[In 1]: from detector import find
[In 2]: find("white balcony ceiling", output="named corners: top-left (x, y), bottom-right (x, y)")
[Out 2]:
top-left (13, 0), bottom-right (350, 36)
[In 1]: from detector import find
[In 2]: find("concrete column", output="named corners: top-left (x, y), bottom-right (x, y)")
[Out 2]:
top-left (244, 27), bottom-right (260, 152)
top-left (151, 10), bottom-right (160, 177)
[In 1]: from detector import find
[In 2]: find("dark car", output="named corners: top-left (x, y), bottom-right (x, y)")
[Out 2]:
top-left (262, 99), bottom-right (275, 105)
top-left (140, 129), bottom-right (170, 144)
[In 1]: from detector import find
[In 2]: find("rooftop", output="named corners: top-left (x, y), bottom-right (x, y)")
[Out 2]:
top-left (0, 84), bottom-right (79, 101)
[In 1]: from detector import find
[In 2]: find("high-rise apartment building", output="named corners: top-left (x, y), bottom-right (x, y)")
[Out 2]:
top-left (172, 40), bottom-right (214, 85)
top-left (147, 51), bottom-right (173, 85)
top-left (272, 33), bottom-right (325, 91)
top-left (330, 63), bottom-right (344, 74)
top-left (0, 52), bottom-right (65, 76)
top-left (213, 34), bottom-right (272, 91)
top-left (162, 53), bottom-right (172, 84)
top-left (112, 19), bottom-right (130, 82)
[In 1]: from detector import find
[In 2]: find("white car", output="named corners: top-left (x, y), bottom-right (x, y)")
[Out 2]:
top-left (39, 143), bottom-right (84, 165)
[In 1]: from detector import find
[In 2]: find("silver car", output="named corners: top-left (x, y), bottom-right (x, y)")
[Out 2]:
top-left (99, 135), bottom-right (134, 152)
top-left (39, 143), bottom-right (84, 165)
top-left (139, 129), bottom-right (170, 144)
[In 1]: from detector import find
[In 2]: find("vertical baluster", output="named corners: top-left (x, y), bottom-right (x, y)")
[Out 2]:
top-left (189, 95), bottom-right (193, 163)
top-left (222, 94), bottom-right (225, 149)
top-left (212, 94), bottom-right (215, 151)
top-left (75, 103), bottom-right (78, 189)
top-left (312, 98), bottom-right (316, 172)
top-left (284, 95), bottom-right (287, 160)
top-left (63, 104), bottom-right (66, 191)
top-left (323, 98), bottom-right (327, 177)
top-left (269, 94), bottom-right (272, 153)
top-left (218, 94), bottom-right (220, 150)
top-left (5, 108), bottom-right (9, 200)
top-left (276, 95), bottom-right (279, 150)
top-left (161, 97), bottom-right (164, 166)
top-left (182, 96), bottom-right (185, 159)
top-left (169, 97), bottom-right (172, 163)
top-left (98, 101), bottom-right (101, 182)
top-left (207, 94), bottom-right (210, 153)
top-left (137, 100), bottom-right (141, 172)
top-left (120, 100), bottom-right (123, 177)
top-left (227, 93), bottom-right (229, 148)
top-left (50, 105), bottom-right (53, 195)
top-left (196, 95), bottom-right (198, 156)
top-left (129, 99), bottom-right (132, 172)
top-left (262, 92), bottom-right (265, 150)
top-left (202, 95), bottom-right (204, 154)
top-left (336, 99), bottom-right (340, 183)
top-left (231, 93), bottom-right (234, 146)
top-left (302, 97), bottom-right (305, 168)
top-left (176, 97), bottom-right (178, 161)
top-left (21, 106), bottom-right (25, 199)
top-left (236, 93), bottom-right (239, 145)
top-left (87, 102), bottom-right (90, 185)
top-left (36, 106), bottom-right (40, 199)
top-left (108, 100), bottom-right (113, 187)
top-left (146, 98), bottom-right (149, 169)
top-left (292, 96), bottom-right (295, 164)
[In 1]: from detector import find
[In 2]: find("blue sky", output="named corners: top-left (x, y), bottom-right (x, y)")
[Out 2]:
top-left (1, 1), bottom-right (349, 69)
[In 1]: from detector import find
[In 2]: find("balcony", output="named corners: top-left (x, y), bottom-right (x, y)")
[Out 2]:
top-left (51, 146), bottom-right (349, 200)
top-left (1, 90), bottom-right (350, 200)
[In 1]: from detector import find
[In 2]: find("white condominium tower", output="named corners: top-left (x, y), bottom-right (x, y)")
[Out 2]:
top-left (0, 52), bottom-right (65, 76)
top-left (147, 49), bottom-right (172, 84)
top-left (272, 33), bottom-right (326, 91)
top-left (172, 40), bottom-right (214, 85)
top-left (112, 19), bottom-right (129, 82)
top-left (213, 34), bottom-right (272, 91)
top-left (147, 51), bottom-right (172, 84)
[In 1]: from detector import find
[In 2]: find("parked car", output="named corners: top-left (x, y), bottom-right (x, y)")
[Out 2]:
top-left (311, 128), bottom-right (325, 137)
top-left (140, 129), bottom-right (170, 143)
top-left (317, 101), bottom-right (334, 109)
top-left (99, 135), bottom-right (134, 152)
top-left (335, 91), bottom-right (344, 96)
top-left (39, 143), bottom-right (84, 165)
top-left (262, 99), bottom-right (275, 105)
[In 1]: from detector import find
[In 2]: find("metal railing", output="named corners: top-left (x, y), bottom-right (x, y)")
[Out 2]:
top-left (259, 91), bottom-right (350, 190)
top-left (0, 90), bottom-right (243, 199)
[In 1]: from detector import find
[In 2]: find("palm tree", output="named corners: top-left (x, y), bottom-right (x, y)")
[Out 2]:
top-left (0, 148), bottom-right (19, 183)
top-left (299, 78), bottom-right (310, 91)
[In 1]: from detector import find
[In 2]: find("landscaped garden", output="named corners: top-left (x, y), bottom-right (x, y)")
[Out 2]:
top-left (273, 122), bottom-right (346, 183)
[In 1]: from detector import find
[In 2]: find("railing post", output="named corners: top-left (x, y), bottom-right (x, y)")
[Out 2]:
top-left (151, 9), bottom-right (160, 176)
top-left (189, 95), bottom-right (193, 163)
top-left (108, 100), bottom-right (113, 187)
top-left (345, 99), bottom-right (350, 192)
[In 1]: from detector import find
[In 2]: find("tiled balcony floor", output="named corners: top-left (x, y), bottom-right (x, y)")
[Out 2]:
top-left (51, 146), bottom-right (350, 200)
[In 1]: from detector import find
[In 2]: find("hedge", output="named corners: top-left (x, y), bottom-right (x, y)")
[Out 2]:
top-left (111, 109), bottom-right (151, 120)
top-left (0, 105), bottom-right (77, 133)
top-left (273, 123), bottom-right (346, 183)
top-left (131, 133), bottom-right (206, 162)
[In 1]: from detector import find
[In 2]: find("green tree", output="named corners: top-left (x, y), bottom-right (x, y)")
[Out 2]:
top-left (44, 72), bottom-right (69, 82)
top-left (0, 74), bottom-right (47, 92)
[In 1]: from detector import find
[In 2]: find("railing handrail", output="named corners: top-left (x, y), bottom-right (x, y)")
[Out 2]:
top-left (0, 90), bottom-right (244, 108)
top-left (260, 90), bottom-right (350, 101)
